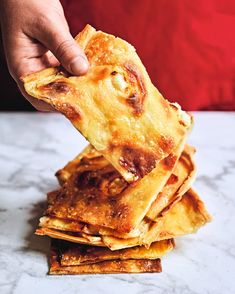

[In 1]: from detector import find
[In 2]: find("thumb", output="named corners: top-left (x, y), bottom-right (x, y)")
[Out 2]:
top-left (38, 26), bottom-right (89, 76)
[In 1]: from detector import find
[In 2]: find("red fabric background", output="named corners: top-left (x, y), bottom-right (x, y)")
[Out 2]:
top-left (61, 0), bottom-right (235, 110)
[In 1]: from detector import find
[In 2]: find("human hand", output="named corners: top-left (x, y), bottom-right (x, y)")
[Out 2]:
top-left (0, 0), bottom-right (89, 111)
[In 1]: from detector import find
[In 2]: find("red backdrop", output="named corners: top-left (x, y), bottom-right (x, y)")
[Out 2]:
top-left (61, 0), bottom-right (235, 110)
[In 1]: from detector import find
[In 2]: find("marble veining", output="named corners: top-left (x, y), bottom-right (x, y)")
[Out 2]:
top-left (0, 112), bottom-right (235, 294)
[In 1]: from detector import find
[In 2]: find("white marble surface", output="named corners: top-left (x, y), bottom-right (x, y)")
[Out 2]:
top-left (0, 112), bottom-right (235, 294)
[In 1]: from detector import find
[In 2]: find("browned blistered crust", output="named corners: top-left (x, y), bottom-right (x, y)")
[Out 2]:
top-left (44, 140), bottom-right (185, 234)
top-left (36, 186), bottom-right (211, 251)
top-left (143, 188), bottom-right (212, 245)
top-left (182, 189), bottom-right (212, 222)
top-left (40, 79), bottom-right (70, 93)
top-left (124, 62), bottom-right (146, 116)
top-left (101, 188), bottom-right (211, 250)
top-left (50, 241), bottom-right (162, 274)
top-left (118, 144), bottom-right (158, 179)
top-left (50, 257), bottom-right (162, 275)
top-left (53, 239), bottom-right (174, 266)
top-left (146, 146), bottom-right (196, 220)
top-left (166, 174), bottom-right (179, 185)
top-left (162, 154), bottom-right (177, 170)
top-left (38, 144), bottom-right (195, 241)
top-left (22, 24), bottom-right (192, 183)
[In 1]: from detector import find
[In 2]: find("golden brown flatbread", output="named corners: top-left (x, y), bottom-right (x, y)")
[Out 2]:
top-left (154, 188), bottom-right (212, 241)
top-left (42, 140), bottom-right (185, 234)
top-left (36, 189), bottom-right (211, 250)
top-left (54, 239), bottom-right (174, 266)
top-left (36, 227), bottom-right (104, 247)
top-left (38, 143), bottom-right (195, 241)
top-left (22, 24), bottom-right (192, 183)
top-left (50, 240), bottom-right (165, 274)
top-left (103, 188), bottom-right (211, 250)
top-left (50, 256), bottom-right (162, 275)
top-left (55, 145), bottom-right (97, 186)
top-left (146, 144), bottom-right (196, 220)
top-left (55, 144), bottom-right (196, 223)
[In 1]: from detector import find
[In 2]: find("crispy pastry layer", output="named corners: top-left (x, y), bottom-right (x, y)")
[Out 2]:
top-left (38, 143), bottom-right (196, 245)
top-left (22, 24), bottom-right (192, 183)
top-left (55, 144), bottom-right (196, 224)
top-left (50, 241), bottom-right (163, 274)
top-left (38, 143), bottom-right (195, 239)
top-left (36, 189), bottom-right (211, 250)
top-left (42, 140), bottom-right (186, 234)
top-left (53, 239), bottom-right (174, 266)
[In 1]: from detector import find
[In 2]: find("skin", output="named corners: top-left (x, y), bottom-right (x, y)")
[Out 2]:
top-left (0, 0), bottom-right (89, 111)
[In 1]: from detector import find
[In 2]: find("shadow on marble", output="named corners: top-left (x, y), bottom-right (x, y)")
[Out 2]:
top-left (24, 201), bottom-right (50, 264)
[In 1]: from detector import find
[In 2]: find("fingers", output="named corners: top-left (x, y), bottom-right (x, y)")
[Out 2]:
top-left (0, 0), bottom-right (89, 112)
top-left (3, 33), bottom-right (50, 79)
top-left (35, 19), bottom-right (89, 76)
top-left (54, 39), bottom-right (89, 75)
top-left (42, 50), bottom-right (60, 68)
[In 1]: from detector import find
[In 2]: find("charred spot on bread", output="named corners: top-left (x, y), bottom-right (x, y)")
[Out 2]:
top-left (40, 79), bottom-right (70, 94)
top-left (54, 103), bottom-right (81, 121)
top-left (162, 154), bottom-right (177, 170)
top-left (179, 119), bottom-right (187, 127)
top-left (166, 174), bottom-right (179, 185)
top-left (91, 67), bottom-right (111, 82)
top-left (74, 170), bottom-right (101, 190)
top-left (110, 203), bottom-right (133, 232)
top-left (111, 203), bottom-right (130, 219)
top-left (124, 63), bottom-right (146, 116)
top-left (159, 135), bottom-right (175, 154)
top-left (118, 144), bottom-right (158, 179)
top-left (73, 164), bottom-right (127, 197)
top-left (126, 93), bottom-right (143, 116)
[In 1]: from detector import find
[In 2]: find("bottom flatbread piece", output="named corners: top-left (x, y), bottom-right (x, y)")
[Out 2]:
top-left (50, 258), bottom-right (162, 275)
top-left (50, 241), bottom-right (163, 274)
top-left (54, 239), bottom-right (174, 266)
top-left (49, 239), bottom-right (174, 274)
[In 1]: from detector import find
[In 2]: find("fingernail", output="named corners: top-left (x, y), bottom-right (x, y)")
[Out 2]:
top-left (69, 56), bottom-right (89, 75)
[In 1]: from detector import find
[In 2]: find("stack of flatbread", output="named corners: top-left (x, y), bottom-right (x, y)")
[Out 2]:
top-left (22, 25), bottom-right (211, 274)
